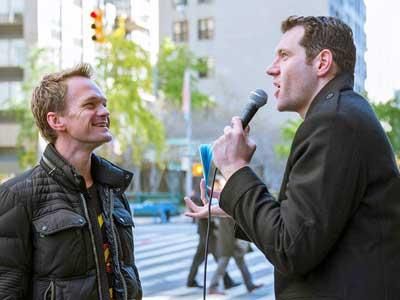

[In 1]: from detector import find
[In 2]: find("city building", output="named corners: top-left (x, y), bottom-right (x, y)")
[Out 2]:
top-left (329, 0), bottom-right (367, 92)
top-left (0, 0), bottom-right (367, 190)
top-left (133, 0), bottom-right (367, 189)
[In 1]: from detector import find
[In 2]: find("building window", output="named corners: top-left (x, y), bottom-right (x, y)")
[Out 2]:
top-left (173, 0), bottom-right (187, 9)
top-left (0, 39), bottom-right (25, 66)
top-left (197, 57), bottom-right (214, 78)
top-left (173, 20), bottom-right (188, 42)
top-left (0, 81), bottom-right (22, 108)
top-left (0, 0), bottom-right (23, 24)
top-left (198, 18), bottom-right (214, 40)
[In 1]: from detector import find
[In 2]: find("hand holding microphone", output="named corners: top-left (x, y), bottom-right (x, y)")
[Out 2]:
top-left (213, 89), bottom-right (268, 180)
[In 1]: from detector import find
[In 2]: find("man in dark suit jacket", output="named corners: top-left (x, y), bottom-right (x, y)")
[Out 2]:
top-left (186, 16), bottom-right (400, 299)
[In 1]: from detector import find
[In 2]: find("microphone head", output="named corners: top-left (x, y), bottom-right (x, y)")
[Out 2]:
top-left (249, 89), bottom-right (268, 108)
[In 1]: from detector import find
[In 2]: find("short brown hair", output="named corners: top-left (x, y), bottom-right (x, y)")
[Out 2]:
top-left (281, 16), bottom-right (356, 75)
top-left (31, 63), bottom-right (93, 143)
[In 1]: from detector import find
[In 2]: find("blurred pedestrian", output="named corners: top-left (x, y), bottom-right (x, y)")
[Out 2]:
top-left (0, 63), bottom-right (142, 299)
top-left (186, 189), bottom-right (239, 289)
top-left (208, 177), bottom-right (262, 295)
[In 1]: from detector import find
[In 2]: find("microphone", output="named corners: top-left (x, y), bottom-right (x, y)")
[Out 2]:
top-left (241, 89), bottom-right (268, 128)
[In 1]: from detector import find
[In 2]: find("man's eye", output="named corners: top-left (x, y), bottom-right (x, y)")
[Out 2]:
top-left (85, 103), bottom-right (95, 108)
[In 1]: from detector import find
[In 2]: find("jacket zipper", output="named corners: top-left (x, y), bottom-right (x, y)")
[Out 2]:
top-left (43, 153), bottom-right (127, 299)
top-left (109, 188), bottom-right (128, 300)
top-left (80, 193), bottom-right (104, 300)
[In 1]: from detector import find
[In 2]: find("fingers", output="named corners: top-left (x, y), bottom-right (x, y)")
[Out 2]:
top-left (200, 179), bottom-right (208, 205)
top-left (231, 116), bottom-right (244, 132)
top-left (184, 197), bottom-right (208, 219)
top-left (223, 125), bottom-right (232, 135)
top-left (184, 197), bottom-right (198, 213)
top-left (244, 124), bottom-right (251, 136)
top-left (212, 135), bottom-right (225, 154)
top-left (185, 211), bottom-right (206, 219)
top-left (220, 116), bottom-right (250, 138)
top-left (184, 194), bottom-right (229, 219)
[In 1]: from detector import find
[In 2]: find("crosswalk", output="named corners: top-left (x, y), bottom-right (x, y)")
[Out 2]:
top-left (134, 217), bottom-right (276, 299)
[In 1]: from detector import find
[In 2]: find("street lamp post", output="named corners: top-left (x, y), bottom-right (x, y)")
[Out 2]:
top-left (183, 69), bottom-right (193, 197)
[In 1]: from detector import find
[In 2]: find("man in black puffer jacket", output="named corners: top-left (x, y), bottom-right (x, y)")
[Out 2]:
top-left (0, 63), bottom-right (142, 299)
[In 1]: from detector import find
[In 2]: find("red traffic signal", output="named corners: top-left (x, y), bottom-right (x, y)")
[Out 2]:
top-left (90, 9), bottom-right (105, 43)
top-left (90, 10), bottom-right (99, 18)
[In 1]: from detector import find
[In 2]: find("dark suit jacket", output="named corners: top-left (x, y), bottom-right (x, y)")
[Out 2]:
top-left (220, 73), bottom-right (400, 300)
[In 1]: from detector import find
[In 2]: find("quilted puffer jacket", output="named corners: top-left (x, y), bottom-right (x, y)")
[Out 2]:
top-left (0, 144), bottom-right (142, 300)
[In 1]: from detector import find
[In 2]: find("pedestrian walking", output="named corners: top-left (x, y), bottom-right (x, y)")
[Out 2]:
top-left (208, 177), bottom-right (262, 295)
top-left (186, 189), bottom-right (239, 289)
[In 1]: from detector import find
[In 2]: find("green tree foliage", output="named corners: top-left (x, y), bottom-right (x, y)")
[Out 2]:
top-left (274, 95), bottom-right (400, 161)
top-left (11, 48), bottom-right (55, 168)
top-left (372, 96), bottom-right (400, 157)
top-left (96, 35), bottom-right (165, 165)
top-left (156, 38), bottom-right (213, 109)
top-left (274, 118), bottom-right (302, 159)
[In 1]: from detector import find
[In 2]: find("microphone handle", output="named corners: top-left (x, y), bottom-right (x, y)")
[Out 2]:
top-left (241, 103), bottom-right (258, 128)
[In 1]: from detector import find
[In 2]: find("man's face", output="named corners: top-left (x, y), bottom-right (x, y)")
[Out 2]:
top-left (266, 26), bottom-right (318, 117)
top-left (58, 76), bottom-right (112, 149)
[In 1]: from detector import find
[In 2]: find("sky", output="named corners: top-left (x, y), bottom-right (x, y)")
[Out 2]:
top-left (364, 0), bottom-right (400, 102)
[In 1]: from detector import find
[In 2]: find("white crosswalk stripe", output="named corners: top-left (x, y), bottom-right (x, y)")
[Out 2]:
top-left (134, 218), bottom-right (276, 299)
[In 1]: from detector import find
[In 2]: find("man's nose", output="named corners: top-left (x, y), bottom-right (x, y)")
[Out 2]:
top-left (98, 104), bottom-right (110, 116)
top-left (266, 61), bottom-right (279, 76)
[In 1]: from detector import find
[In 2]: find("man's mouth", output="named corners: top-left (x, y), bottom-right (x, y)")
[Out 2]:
top-left (273, 82), bottom-right (281, 97)
top-left (93, 121), bottom-right (109, 128)
top-left (273, 82), bottom-right (281, 89)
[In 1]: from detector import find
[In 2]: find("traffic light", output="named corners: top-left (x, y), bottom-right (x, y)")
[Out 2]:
top-left (90, 9), bottom-right (105, 43)
top-left (192, 163), bottom-right (203, 177)
top-left (113, 16), bottom-right (126, 37)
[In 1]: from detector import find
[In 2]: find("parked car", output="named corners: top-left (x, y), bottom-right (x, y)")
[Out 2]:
top-left (126, 192), bottom-right (181, 223)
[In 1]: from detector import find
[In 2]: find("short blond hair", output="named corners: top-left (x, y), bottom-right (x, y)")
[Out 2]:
top-left (31, 63), bottom-right (93, 143)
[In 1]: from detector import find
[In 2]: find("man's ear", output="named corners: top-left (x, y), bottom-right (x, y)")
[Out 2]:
top-left (47, 112), bottom-right (66, 132)
top-left (314, 49), bottom-right (334, 77)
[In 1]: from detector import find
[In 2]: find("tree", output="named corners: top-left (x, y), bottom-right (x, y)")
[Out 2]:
top-left (372, 96), bottom-right (400, 157)
top-left (274, 118), bottom-right (302, 159)
top-left (274, 96), bottom-right (400, 162)
top-left (156, 38), bottom-right (213, 109)
top-left (10, 47), bottom-right (56, 169)
top-left (96, 34), bottom-right (165, 165)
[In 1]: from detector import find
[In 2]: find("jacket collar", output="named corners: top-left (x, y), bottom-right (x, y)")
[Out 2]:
top-left (305, 72), bottom-right (354, 120)
top-left (40, 143), bottom-right (133, 193)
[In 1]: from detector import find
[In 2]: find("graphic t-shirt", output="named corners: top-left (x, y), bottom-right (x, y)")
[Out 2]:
top-left (88, 184), bottom-right (114, 300)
